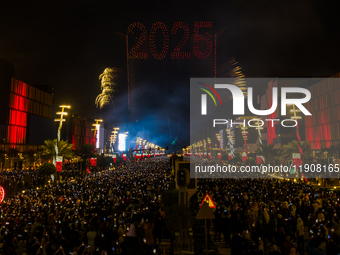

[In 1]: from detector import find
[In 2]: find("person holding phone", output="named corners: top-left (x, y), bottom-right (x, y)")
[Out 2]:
top-left (15, 238), bottom-right (27, 255)
top-left (87, 226), bottom-right (97, 252)
top-left (36, 245), bottom-right (48, 255)
top-left (296, 217), bottom-right (304, 253)
top-left (53, 245), bottom-right (65, 255)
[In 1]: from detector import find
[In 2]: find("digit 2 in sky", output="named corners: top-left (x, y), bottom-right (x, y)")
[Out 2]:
top-left (171, 21), bottom-right (191, 59)
top-left (127, 22), bottom-right (148, 59)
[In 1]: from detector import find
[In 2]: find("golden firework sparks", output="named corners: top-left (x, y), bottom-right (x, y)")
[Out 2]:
top-left (95, 67), bottom-right (121, 109)
top-left (219, 57), bottom-right (247, 98)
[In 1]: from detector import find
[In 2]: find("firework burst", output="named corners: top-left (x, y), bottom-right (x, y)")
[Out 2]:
top-left (218, 57), bottom-right (247, 97)
top-left (95, 67), bottom-right (120, 109)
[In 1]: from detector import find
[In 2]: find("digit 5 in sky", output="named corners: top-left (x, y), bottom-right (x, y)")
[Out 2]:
top-left (193, 21), bottom-right (213, 59)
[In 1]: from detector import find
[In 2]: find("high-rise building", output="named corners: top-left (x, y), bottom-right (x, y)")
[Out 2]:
top-left (257, 79), bottom-right (306, 147)
top-left (305, 75), bottom-right (340, 149)
top-left (68, 115), bottom-right (95, 149)
top-left (0, 58), bottom-right (54, 151)
top-left (0, 59), bottom-right (15, 144)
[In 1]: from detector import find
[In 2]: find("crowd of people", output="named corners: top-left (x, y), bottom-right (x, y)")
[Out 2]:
top-left (194, 178), bottom-right (340, 255)
top-left (0, 156), bottom-right (340, 255)
top-left (0, 170), bottom-right (45, 196)
top-left (0, 158), bottom-right (171, 255)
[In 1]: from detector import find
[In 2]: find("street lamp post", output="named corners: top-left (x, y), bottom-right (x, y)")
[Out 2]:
top-left (92, 119), bottom-right (103, 151)
top-left (55, 105), bottom-right (71, 143)
top-left (124, 131), bottom-right (129, 159)
top-left (54, 105), bottom-right (70, 157)
top-left (111, 127), bottom-right (119, 152)
top-left (290, 105), bottom-right (306, 181)
top-left (53, 105), bottom-right (70, 181)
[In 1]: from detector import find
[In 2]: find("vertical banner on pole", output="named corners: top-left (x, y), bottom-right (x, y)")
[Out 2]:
top-left (228, 153), bottom-right (232, 160)
top-left (242, 152), bottom-right (248, 162)
top-left (292, 153), bottom-right (302, 168)
top-left (256, 156), bottom-right (263, 164)
top-left (90, 158), bottom-right (97, 167)
top-left (53, 156), bottom-right (63, 172)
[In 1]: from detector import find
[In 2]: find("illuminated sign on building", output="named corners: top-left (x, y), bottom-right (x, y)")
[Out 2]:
top-left (96, 128), bottom-right (100, 148)
top-left (118, 133), bottom-right (126, 151)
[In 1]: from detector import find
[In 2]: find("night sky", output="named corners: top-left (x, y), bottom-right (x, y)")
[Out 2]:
top-left (1, 0), bottom-right (339, 149)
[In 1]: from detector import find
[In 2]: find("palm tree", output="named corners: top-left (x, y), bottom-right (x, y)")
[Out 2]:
top-left (319, 144), bottom-right (340, 160)
top-left (282, 140), bottom-right (313, 163)
top-left (0, 150), bottom-right (6, 170)
top-left (255, 143), bottom-right (280, 164)
top-left (22, 149), bottom-right (39, 169)
top-left (74, 143), bottom-right (96, 173)
top-left (7, 148), bottom-right (19, 170)
top-left (40, 139), bottom-right (74, 161)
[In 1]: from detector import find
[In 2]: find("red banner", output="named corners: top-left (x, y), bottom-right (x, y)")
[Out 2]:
top-left (90, 158), bottom-right (97, 167)
top-left (293, 158), bottom-right (302, 168)
top-left (242, 152), bottom-right (248, 162)
top-left (257, 156), bottom-right (263, 164)
top-left (56, 161), bottom-right (62, 172)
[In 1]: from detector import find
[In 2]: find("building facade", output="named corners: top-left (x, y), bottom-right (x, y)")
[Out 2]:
top-left (0, 58), bottom-right (54, 151)
top-left (68, 115), bottom-right (96, 149)
top-left (305, 75), bottom-right (340, 149)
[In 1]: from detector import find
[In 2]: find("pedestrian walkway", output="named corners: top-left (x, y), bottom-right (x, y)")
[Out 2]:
top-left (208, 228), bottom-right (231, 255)
top-left (212, 240), bottom-right (231, 255)
top-left (209, 227), bottom-right (310, 255)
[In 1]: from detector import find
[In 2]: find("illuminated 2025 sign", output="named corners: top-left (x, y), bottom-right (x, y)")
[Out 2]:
top-left (127, 21), bottom-right (213, 60)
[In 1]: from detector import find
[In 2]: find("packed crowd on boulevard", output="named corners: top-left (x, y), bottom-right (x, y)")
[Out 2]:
top-left (0, 158), bottom-right (171, 255)
top-left (195, 178), bottom-right (340, 255)
top-left (0, 157), bottom-right (339, 255)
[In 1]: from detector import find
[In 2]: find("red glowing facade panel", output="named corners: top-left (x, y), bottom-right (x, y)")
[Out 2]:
top-left (7, 78), bottom-right (53, 146)
top-left (305, 77), bottom-right (340, 149)
top-left (90, 158), bottom-right (97, 167)
top-left (266, 80), bottom-right (276, 144)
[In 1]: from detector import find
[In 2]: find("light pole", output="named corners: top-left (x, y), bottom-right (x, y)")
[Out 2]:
top-left (55, 105), bottom-right (71, 143)
top-left (226, 129), bottom-right (235, 159)
top-left (290, 105), bottom-right (307, 182)
top-left (124, 131), bottom-right (129, 151)
top-left (53, 105), bottom-right (70, 180)
top-left (111, 127), bottom-right (119, 152)
top-left (54, 105), bottom-right (70, 158)
top-left (92, 119), bottom-right (103, 151)
top-left (240, 126), bottom-right (249, 154)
